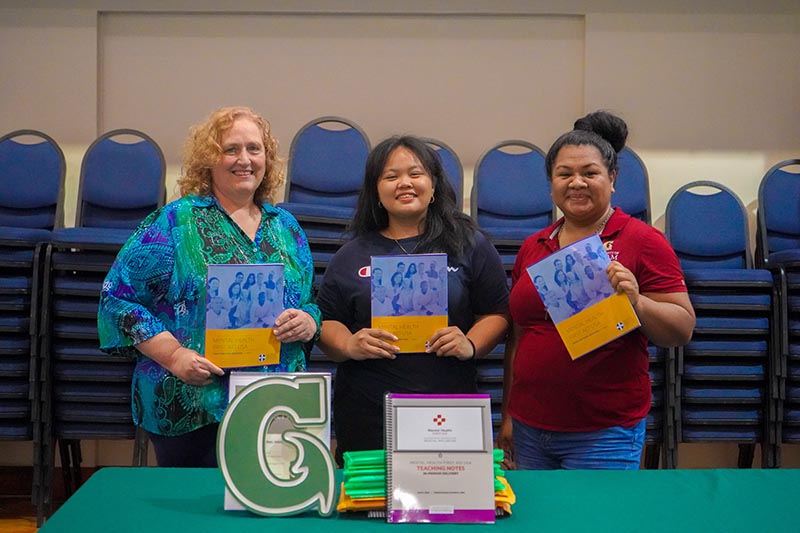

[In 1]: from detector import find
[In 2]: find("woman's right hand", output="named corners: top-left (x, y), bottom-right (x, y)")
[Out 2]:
top-left (167, 346), bottom-right (225, 386)
top-left (496, 416), bottom-right (516, 470)
top-left (344, 328), bottom-right (400, 360)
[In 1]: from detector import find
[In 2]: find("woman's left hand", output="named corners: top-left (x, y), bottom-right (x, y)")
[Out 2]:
top-left (606, 261), bottom-right (640, 306)
top-left (426, 327), bottom-right (474, 360)
top-left (273, 309), bottom-right (317, 343)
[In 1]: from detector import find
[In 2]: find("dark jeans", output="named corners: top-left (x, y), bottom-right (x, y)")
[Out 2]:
top-left (148, 423), bottom-right (220, 467)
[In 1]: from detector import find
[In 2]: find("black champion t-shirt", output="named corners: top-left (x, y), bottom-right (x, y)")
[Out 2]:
top-left (316, 230), bottom-right (509, 460)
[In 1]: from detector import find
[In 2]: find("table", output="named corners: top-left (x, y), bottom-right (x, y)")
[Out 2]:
top-left (39, 467), bottom-right (798, 532)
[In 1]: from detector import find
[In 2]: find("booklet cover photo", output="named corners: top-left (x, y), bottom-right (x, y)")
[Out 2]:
top-left (525, 234), bottom-right (640, 359)
top-left (370, 253), bottom-right (448, 353)
top-left (204, 263), bottom-right (284, 368)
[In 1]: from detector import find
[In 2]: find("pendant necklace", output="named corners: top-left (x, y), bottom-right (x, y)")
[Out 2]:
top-left (390, 233), bottom-right (421, 255)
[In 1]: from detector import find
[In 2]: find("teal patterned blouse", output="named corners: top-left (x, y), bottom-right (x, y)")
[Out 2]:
top-left (98, 194), bottom-right (321, 436)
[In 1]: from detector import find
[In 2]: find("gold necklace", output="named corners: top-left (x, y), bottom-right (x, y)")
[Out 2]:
top-left (558, 208), bottom-right (614, 239)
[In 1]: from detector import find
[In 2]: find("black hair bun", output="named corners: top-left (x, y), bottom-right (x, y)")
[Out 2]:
top-left (573, 111), bottom-right (628, 153)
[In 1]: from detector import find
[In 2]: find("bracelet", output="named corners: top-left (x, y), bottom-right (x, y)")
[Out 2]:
top-left (467, 338), bottom-right (477, 359)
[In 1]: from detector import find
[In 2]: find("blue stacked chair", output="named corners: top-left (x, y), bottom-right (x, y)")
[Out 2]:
top-left (665, 181), bottom-right (777, 468)
top-left (0, 130), bottom-right (65, 507)
top-left (276, 116), bottom-right (370, 296)
top-left (469, 139), bottom-right (550, 439)
top-left (421, 137), bottom-right (464, 211)
top-left (277, 116), bottom-right (370, 244)
top-left (755, 158), bottom-right (800, 465)
top-left (471, 140), bottom-right (553, 272)
top-left (476, 342), bottom-right (505, 437)
top-left (644, 345), bottom-right (670, 468)
top-left (36, 129), bottom-right (165, 522)
top-left (609, 146), bottom-right (660, 466)
top-left (613, 147), bottom-right (652, 224)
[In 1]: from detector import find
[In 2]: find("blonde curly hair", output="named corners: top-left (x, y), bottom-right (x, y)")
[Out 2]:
top-left (178, 106), bottom-right (284, 204)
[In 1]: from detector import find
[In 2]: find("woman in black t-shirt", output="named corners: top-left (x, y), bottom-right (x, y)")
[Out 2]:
top-left (316, 135), bottom-right (510, 466)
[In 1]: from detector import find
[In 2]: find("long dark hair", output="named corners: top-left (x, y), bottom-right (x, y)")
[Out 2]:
top-left (350, 135), bottom-right (476, 261)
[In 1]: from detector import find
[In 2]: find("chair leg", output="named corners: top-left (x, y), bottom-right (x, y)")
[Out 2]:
top-left (57, 439), bottom-right (73, 497)
top-left (133, 426), bottom-right (150, 467)
top-left (737, 443), bottom-right (755, 468)
top-left (58, 439), bottom-right (84, 497)
top-left (70, 440), bottom-right (83, 490)
top-left (643, 443), bottom-right (661, 469)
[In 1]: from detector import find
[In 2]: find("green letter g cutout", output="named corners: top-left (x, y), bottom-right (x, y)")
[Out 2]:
top-left (218, 374), bottom-right (335, 516)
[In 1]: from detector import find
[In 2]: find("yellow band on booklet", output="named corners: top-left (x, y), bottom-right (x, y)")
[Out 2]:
top-left (205, 327), bottom-right (280, 368)
top-left (372, 315), bottom-right (448, 353)
top-left (555, 292), bottom-right (641, 360)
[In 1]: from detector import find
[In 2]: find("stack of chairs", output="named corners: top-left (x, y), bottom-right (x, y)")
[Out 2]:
top-left (471, 140), bottom-right (553, 274)
top-left (276, 116), bottom-right (370, 413)
top-left (612, 146), bottom-right (664, 466)
top-left (0, 130), bottom-right (65, 508)
top-left (276, 116), bottom-right (370, 293)
top-left (469, 140), bottom-right (550, 441)
top-left (756, 158), bottom-right (800, 465)
top-left (645, 345), bottom-right (670, 468)
top-left (665, 181), bottom-right (776, 468)
top-left (476, 343), bottom-right (505, 437)
top-left (36, 129), bottom-right (165, 522)
top-left (614, 147), bottom-right (652, 224)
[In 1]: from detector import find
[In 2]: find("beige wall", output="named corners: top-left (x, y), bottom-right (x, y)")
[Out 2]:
top-left (1, 1), bottom-right (799, 468)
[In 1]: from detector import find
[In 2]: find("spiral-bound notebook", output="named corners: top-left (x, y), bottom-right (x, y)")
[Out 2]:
top-left (384, 393), bottom-right (496, 524)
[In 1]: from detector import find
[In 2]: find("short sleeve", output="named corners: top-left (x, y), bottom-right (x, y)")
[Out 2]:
top-left (317, 250), bottom-right (354, 326)
top-left (633, 225), bottom-right (688, 294)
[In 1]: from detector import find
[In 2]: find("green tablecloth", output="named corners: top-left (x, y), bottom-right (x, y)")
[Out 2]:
top-left (39, 467), bottom-right (798, 532)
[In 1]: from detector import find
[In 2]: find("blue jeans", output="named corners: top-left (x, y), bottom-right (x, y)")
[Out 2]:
top-left (512, 418), bottom-right (646, 470)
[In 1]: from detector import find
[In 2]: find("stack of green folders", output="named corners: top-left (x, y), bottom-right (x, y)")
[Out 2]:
top-left (336, 449), bottom-right (516, 516)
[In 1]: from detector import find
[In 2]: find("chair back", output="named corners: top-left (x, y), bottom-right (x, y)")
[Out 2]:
top-left (613, 146), bottom-right (651, 224)
top-left (0, 129), bottom-right (65, 230)
top-left (665, 180), bottom-right (752, 270)
top-left (76, 129), bottom-right (166, 229)
top-left (756, 159), bottom-right (800, 265)
top-left (284, 116), bottom-right (370, 208)
top-left (422, 137), bottom-right (464, 210)
top-left (471, 140), bottom-right (552, 241)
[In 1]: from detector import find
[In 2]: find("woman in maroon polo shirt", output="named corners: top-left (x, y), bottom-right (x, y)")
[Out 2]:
top-left (498, 111), bottom-right (695, 470)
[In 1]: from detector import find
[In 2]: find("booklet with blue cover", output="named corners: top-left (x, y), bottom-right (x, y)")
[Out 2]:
top-left (205, 263), bottom-right (283, 368)
top-left (370, 253), bottom-right (448, 353)
top-left (525, 234), bottom-right (640, 359)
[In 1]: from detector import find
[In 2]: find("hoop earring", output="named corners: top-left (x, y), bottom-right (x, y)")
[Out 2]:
top-left (429, 195), bottom-right (435, 205)
top-left (378, 201), bottom-right (383, 209)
